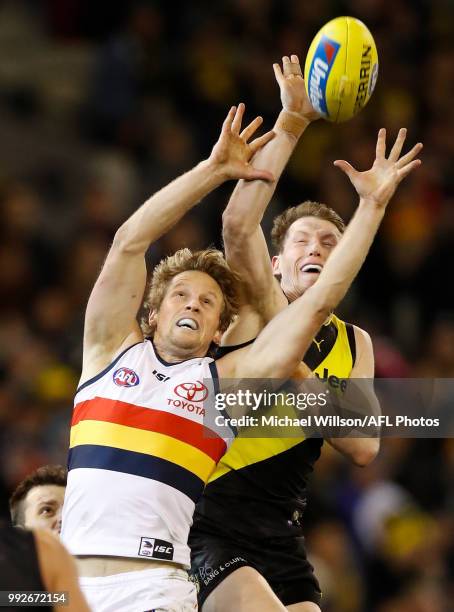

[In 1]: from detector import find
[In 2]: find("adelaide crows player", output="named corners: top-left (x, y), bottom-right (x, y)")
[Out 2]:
top-left (189, 55), bottom-right (423, 611)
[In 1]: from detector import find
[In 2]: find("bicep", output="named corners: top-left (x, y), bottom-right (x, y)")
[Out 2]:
top-left (84, 239), bottom-right (147, 357)
top-left (351, 326), bottom-right (375, 378)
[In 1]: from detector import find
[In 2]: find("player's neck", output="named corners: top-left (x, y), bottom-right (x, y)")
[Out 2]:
top-left (153, 336), bottom-right (206, 364)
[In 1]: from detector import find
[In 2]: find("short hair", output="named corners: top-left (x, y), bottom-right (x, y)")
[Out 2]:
top-left (141, 248), bottom-right (241, 336)
top-left (271, 201), bottom-right (345, 253)
top-left (9, 465), bottom-right (67, 527)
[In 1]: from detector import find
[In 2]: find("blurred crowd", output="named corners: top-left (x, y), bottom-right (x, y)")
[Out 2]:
top-left (0, 1), bottom-right (452, 610)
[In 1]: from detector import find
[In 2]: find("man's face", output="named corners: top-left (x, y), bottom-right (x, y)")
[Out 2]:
top-left (151, 271), bottom-right (224, 357)
top-left (23, 484), bottom-right (65, 534)
top-left (273, 216), bottom-right (342, 301)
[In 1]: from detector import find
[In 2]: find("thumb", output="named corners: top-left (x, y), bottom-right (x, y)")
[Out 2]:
top-left (333, 160), bottom-right (357, 181)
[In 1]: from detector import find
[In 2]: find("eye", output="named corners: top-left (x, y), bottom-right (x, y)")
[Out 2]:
top-left (203, 298), bottom-right (213, 306)
top-left (39, 506), bottom-right (53, 516)
top-left (323, 241), bottom-right (335, 248)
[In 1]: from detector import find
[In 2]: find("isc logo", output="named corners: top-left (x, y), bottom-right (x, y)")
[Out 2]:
top-left (113, 367), bottom-right (140, 387)
top-left (138, 537), bottom-right (174, 560)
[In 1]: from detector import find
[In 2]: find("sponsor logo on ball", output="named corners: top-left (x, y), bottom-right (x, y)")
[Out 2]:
top-left (308, 35), bottom-right (340, 117)
top-left (354, 45), bottom-right (373, 112)
top-left (113, 367), bottom-right (140, 387)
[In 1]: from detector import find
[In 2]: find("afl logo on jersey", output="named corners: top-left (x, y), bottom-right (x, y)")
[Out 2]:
top-left (113, 367), bottom-right (140, 387)
top-left (174, 381), bottom-right (208, 402)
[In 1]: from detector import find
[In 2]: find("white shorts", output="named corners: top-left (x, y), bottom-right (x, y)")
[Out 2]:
top-left (79, 567), bottom-right (197, 612)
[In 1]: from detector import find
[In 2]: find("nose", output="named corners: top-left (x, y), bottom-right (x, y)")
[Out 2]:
top-left (308, 240), bottom-right (321, 256)
top-left (54, 509), bottom-right (62, 534)
top-left (185, 299), bottom-right (200, 312)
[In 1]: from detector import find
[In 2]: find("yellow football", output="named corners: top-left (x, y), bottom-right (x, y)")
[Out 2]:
top-left (304, 16), bottom-right (379, 123)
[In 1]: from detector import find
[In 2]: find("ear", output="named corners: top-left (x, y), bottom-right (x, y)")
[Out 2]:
top-left (271, 255), bottom-right (281, 277)
top-left (148, 309), bottom-right (158, 332)
top-left (212, 329), bottom-right (222, 346)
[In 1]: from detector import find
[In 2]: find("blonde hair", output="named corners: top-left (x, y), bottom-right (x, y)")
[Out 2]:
top-left (142, 248), bottom-right (240, 336)
top-left (271, 201), bottom-right (345, 253)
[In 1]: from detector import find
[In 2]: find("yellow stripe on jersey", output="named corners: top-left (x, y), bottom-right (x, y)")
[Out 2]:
top-left (70, 420), bottom-right (216, 482)
top-left (314, 315), bottom-right (353, 378)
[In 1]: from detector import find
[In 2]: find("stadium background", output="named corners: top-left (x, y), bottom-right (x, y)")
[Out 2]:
top-left (0, 1), bottom-right (452, 610)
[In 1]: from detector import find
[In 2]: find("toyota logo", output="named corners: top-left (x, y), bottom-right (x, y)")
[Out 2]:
top-left (174, 381), bottom-right (208, 402)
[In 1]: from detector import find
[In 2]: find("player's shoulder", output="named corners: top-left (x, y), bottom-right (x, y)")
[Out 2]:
top-left (330, 315), bottom-right (373, 370)
top-left (352, 325), bottom-right (373, 350)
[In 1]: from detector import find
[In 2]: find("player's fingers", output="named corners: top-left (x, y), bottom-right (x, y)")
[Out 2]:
top-left (396, 159), bottom-right (422, 181)
top-left (231, 103), bottom-right (245, 135)
top-left (333, 160), bottom-right (358, 181)
top-left (240, 116), bottom-right (263, 142)
top-left (388, 128), bottom-right (407, 162)
top-left (222, 106), bottom-right (237, 133)
top-left (282, 55), bottom-right (291, 74)
top-left (249, 129), bottom-right (276, 154)
top-left (273, 63), bottom-right (284, 85)
top-left (396, 142), bottom-right (423, 168)
top-left (284, 54), bottom-right (302, 76)
top-left (376, 128), bottom-right (386, 159)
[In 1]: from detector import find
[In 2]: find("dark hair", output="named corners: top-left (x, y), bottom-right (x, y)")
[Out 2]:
top-left (271, 201), bottom-right (345, 253)
top-left (9, 465), bottom-right (67, 527)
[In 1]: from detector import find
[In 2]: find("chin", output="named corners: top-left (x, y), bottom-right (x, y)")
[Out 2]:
top-left (299, 275), bottom-right (320, 292)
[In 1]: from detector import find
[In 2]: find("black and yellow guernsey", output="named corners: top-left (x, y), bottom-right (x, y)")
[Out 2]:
top-left (192, 314), bottom-right (356, 541)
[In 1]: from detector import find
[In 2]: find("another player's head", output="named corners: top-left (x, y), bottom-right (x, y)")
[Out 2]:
top-left (143, 248), bottom-right (240, 358)
top-left (9, 465), bottom-right (67, 535)
top-left (271, 201), bottom-right (345, 300)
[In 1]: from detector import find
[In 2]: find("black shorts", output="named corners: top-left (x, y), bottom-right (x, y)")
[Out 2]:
top-left (189, 531), bottom-right (322, 609)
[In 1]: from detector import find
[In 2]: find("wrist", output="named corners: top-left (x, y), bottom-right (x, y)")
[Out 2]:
top-left (275, 110), bottom-right (310, 140)
top-left (198, 158), bottom-right (228, 186)
top-left (358, 197), bottom-right (388, 215)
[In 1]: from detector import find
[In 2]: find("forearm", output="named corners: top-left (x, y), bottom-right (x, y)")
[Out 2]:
top-left (116, 159), bottom-right (224, 254)
top-left (327, 437), bottom-right (380, 466)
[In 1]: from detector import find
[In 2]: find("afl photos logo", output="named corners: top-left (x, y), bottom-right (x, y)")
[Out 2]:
top-left (113, 367), bottom-right (140, 387)
top-left (174, 381), bottom-right (208, 403)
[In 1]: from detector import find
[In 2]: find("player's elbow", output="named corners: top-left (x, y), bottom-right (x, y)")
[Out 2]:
top-left (112, 225), bottom-right (146, 255)
top-left (351, 439), bottom-right (380, 467)
top-left (222, 209), bottom-right (249, 245)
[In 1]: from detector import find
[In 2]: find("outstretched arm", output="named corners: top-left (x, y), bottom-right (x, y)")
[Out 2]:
top-left (222, 55), bottom-right (319, 343)
top-left (81, 105), bottom-right (274, 382)
top-left (218, 128), bottom-right (422, 379)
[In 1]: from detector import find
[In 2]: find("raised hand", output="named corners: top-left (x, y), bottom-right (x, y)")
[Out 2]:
top-left (208, 103), bottom-right (275, 181)
top-left (273, 54), bottom-right (320, 122)
top-left (334, 128), bottom-right (423, 208)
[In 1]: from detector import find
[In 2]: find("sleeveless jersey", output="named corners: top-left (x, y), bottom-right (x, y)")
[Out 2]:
top-left (61, 339), bottom-right (232, 568)
top-left (191, 315), bottom-right (356, 541)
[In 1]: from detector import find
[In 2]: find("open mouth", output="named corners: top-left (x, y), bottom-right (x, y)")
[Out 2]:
top-left (176, 317), bottom-right (199, 331)
top-left (300, 264), bottom-right (323, 274)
